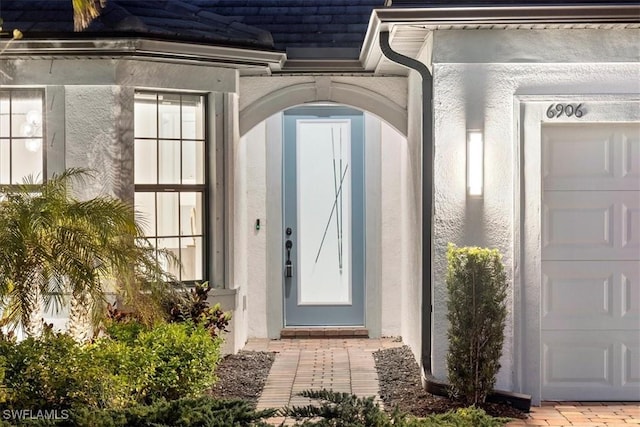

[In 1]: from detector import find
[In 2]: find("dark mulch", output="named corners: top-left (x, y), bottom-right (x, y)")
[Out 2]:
top-left (373, 345), bottom-right (526, 420)
top-left (209, 345), bottom-right (525, 420)
top-left (209, 350), bottom-right (275, 407)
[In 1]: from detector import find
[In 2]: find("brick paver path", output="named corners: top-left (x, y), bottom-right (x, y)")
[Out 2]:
top-left (244, 338), bottom-right (640, 426)
top-left (507, 402), bottom-right (640, 426)
top-left (244, 338), bottom-right (402, 425)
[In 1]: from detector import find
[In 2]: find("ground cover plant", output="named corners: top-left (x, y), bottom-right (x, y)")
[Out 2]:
top-left (280, 389), bottom-right (512, 426)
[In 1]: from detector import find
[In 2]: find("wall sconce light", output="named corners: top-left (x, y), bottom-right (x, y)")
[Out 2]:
top-left (467, 130), bottom-right (483, 197)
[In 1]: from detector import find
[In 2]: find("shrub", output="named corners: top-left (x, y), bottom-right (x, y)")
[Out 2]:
top-left (1, 329), bottom-right (108, 409)
top-left (0, 322), bottom-right (222, 410)
top-left (133, 322), bottom-right (222, 402)
top-left (446, 244), bottom-right (508, 405)
top-left (11, 397), bottom-right (276, 427)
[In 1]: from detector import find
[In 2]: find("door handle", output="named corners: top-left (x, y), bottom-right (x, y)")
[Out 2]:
top-left (285, 239), bottom-right (293, 278)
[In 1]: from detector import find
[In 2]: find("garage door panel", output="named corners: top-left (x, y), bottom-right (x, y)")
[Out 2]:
top-left (542, 261), bottom-right (639, 330)
top-left (542, 191), bottom-right (640, 261)
top-left (622, 131), bottom-right (640, 180)
top-left (623, 343), bottom-right (640, 387)
top-left (543, 123), bottom-right (640, 191)
top-left (540, 122), bottom-right (640, 401)
top-left (623, 204), bottom-right (640, 250)
top-left (542, 331), bottom-right (640, 401)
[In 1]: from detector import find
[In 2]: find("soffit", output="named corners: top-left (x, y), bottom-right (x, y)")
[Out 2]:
top-left (362, 5), bottom-right (640, 75)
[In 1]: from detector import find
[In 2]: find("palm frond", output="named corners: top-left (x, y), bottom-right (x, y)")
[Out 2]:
top-left (72, 0), bottom-right (106, 31)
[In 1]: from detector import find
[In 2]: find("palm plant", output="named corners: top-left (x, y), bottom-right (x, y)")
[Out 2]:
top-left (0, 168), bottom-right (176, 339)
top-left (73, 0), bottom-right (106, 31)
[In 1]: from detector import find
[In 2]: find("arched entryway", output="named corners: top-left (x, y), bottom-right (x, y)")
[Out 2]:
top-left (236, 79), bottom-right (409, 339)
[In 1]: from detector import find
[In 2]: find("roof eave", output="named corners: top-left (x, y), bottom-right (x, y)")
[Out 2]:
top-left (360, 4), bottom-right (640, 69)
top-left (0, 37), bottom-right (287, 72)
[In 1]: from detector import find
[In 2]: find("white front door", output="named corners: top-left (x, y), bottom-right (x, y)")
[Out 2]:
top-left (541, 122), bottom-right (640, 400)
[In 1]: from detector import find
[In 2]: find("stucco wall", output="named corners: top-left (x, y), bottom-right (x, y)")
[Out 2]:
top-left (429, 28), bottom-right (640, 394)
top-left (65, 85), bottom-right (134, 203)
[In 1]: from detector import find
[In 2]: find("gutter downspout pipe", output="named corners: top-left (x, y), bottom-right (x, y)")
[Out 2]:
top-left (379, 31), bottom-right (433, 375)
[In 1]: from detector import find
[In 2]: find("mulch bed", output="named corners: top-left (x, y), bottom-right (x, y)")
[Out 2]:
top-left (209, 345), bottom-right (525, 420)
top-left (373, 345), bottom-right (526, 419)
top-left (209, 350), bottom-right (276, 407)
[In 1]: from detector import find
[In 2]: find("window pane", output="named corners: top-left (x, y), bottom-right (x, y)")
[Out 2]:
top-left (134, 139), bottom-right (157, 184)
top-left (297, 120), bottom-right (351, 304)
top-left (0, 139), bottom-right (9, 184)
top-left (159, 140), bottom-right (180, 184)
top-left (158, 94), bottom-right (181, 139)
top-left (180, 192), bottom-right (202, 236)
top-left (134, 93), bottom-right (157, 138)
top-left (157, 192), bottom-right (179, 236)
top-left (0, 93), bottom-right (9, 138)
top-left (181, 236), bottom-right (203, 281)
top-left (12, 138), bottom-right (43, 184)
top-left (12, 91), bottom-right (43, 138)
top-left (182, 140), bottom-right (204, 184)
top-left (158, 237), bottom-right (180, 279)
top-left (135, 192), bottom-right (156, 236)
top-left (182, 95), bottom-right (204, 140)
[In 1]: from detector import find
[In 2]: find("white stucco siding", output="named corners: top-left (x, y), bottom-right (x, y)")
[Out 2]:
top-left (240, 121), bottom-right (269, 338)
top-left (380, 120), bottom-right (404, 337)
top-left (65, 85), bottom-right (134, 202)
top-left (430, 28), bottom-right (640, 395)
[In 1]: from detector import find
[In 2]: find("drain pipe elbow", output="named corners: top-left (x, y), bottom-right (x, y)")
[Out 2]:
top-left (379, 31), bottom-right (434, 375)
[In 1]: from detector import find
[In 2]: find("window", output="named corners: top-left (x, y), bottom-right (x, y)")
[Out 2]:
top-left (0, 89), bottom-right (44, 186)
top-left (134, 92), bottom-right (207, 282)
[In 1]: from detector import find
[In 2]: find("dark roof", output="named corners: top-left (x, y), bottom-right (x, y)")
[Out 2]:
top-left (192, 0), bottom-right (385, 53)
top-left (1, 0), bottom-right (636, 59)
top-left (389, 0), bottom-right (640, 5)
top-left (0, 0), bottom-right (274, 49)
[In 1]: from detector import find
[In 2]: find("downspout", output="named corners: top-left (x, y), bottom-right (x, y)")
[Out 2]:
top-left (379, 31), bottom-right (433, 375)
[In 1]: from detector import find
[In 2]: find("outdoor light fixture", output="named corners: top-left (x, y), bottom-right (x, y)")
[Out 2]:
top-left (467, 130), bottom-right (483, 197)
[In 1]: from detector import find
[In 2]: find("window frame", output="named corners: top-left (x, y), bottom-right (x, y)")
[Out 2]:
top-left (133, 90), bottom-right (209, 284)
top-left (0, 88), bottom-right (46, 186)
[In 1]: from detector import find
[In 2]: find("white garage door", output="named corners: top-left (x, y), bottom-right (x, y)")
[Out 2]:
top-left (541, 122), bottom-right (640, 401)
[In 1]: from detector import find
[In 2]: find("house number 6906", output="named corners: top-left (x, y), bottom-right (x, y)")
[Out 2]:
top-left (546, 103), bottom-right (585, 119)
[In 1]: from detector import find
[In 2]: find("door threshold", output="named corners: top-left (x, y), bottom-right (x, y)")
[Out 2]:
top-left (280, 327), bottom-right (369, 338)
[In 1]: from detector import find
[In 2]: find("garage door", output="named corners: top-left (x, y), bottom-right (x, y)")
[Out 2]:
top-left (541, 122), bottom-right (640, 401)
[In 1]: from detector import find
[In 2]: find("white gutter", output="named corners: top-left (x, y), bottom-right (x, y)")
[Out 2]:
top-left (360, 4), bottom-right (640, 70)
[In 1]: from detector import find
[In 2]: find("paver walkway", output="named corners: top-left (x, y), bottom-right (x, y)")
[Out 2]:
top-left (244, 338), bottom-right (402, 424)
top-left (507, 402), bottom-right (640, 426)
top-left (244, 338), bottom-right (640, 426)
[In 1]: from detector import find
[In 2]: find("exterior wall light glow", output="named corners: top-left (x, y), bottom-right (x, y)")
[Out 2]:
top-left (467, 130), bottom-right (483, 197)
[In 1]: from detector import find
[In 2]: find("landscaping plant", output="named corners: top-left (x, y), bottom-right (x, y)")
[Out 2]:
top-left (0, 169), bottom-right (176, 339)
top-left (0, 322), bottom-right (222, 410)
top-left (280, 389), bottom-right (510, 426)
top-left (162, 281), bottom-right (231, 338)
top-left (445, 244), bottom-right (508, 405)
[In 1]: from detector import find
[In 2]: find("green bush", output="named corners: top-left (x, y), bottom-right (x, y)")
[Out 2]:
top-left (0, 322), bottom-right (222, 410)
top-left (134, 322), bottom-right (222, 402)
top-left (9, 397), bottom-right (276, 427)
top-left (446, 244), bottom-right (508, 405)
top-left (2, 329), bottom-right (135, 409)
